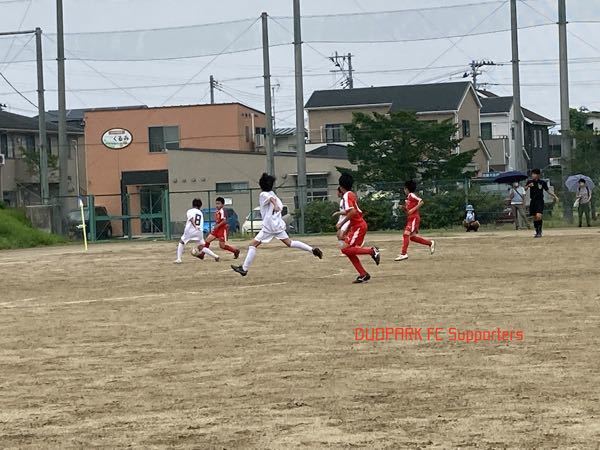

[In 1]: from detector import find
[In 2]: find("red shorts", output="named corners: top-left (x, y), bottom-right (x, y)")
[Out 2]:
top-left (345, 220), bottom-right (368, 247)
top-left (405, 215), bottom-right (420, 234)
top-left (211, 226), bottom-right (228, 241)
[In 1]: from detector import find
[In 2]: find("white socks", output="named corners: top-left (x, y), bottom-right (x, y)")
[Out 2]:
top-left (290, 240), bottom-right (312, 252)
top-left (176, 243), bottom-right (184, 260)
top-left (338, 240), bottom-right (345, 248)
top-left (201, 246), bottom-right (218, 259)
top-left (242, 246), bottom-right (257, 271)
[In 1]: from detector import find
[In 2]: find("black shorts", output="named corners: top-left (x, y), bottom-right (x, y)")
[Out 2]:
top-left (529, 200), bottom-right (544, 216)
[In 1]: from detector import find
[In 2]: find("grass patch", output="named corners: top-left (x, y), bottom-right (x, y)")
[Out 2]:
top-left (0, 207), bottom-right (66, 250)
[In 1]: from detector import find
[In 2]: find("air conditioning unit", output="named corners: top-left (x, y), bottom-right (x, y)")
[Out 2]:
top-left (549, 157), bottom-right (561, 168)
top-left (0, 154), bottom-right (5, 166)
top-left (254, 133), bottom-right (265, 148)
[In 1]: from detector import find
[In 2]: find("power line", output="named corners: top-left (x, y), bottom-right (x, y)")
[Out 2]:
top-left (0, 0), bottom-right (33, 70)
top-left (0, 71), bottom-right (37, 108)
top-left (160, 17), bottom-right (260, 106)
top-left (407, 1), bottom-right (508, 84)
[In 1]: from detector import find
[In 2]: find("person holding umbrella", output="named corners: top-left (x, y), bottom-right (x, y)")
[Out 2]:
top-left (526, 168), bottom-right (559, 238)
top-left (576, 179), bottom-right (592, 227)
top-left (509, 181), bottom-right (530, 230)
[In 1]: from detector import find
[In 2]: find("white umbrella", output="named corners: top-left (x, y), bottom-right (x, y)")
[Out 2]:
top-left (565, 174), bottom-right (595, 192)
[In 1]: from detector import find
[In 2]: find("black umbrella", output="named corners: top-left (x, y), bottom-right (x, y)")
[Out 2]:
top-left (494, 170), bottom-right (528, 184)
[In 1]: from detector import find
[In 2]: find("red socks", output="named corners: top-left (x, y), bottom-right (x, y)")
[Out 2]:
top-left (401, 234), bottom-right (431, 255)
top-left (341, 246), bottom-right (373, 276)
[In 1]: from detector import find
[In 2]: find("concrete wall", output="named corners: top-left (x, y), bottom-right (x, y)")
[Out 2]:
top-left (167, 149), bottom-right (354, 234)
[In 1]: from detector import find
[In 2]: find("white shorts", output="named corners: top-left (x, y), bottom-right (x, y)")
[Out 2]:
top-left (255, 229), bottom-right (289, 243)
top-left (180, 229), bottom-right (205, 245)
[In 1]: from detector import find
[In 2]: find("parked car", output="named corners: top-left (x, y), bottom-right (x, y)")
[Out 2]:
top-left (242, 205), bottom-right (293, 233)
top-left (201, 207), bottom-right (240, 234)
top-left (67, 206), bottom-right (113, 240)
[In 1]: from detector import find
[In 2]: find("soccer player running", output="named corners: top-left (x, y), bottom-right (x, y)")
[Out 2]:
top-left (231, 173), bottom-right (322, 277)
top-left (525, 168), bottom-right (559, 238)
top-left (174, 198), bottom-right (220, 264)
top-left (336, 173), bottom-right (380, 283)
top-left (332, 186), bottom-right (350, 249)
top-left (394, 180), bottom-right (435, 261)
top-left (196, 197), bottom-right (240, 259)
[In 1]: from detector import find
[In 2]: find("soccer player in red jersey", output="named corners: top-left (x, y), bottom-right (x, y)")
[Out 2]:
top-left (394, 180), bottom-right (435, 261)
top-left (336, 173), bottom-right (380, 283)
top-left (196, 197), bottom-right (240, 259)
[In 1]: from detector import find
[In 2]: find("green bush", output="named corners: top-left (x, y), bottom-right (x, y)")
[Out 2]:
top-left (420, 189), bottom-right (506, 229)
top-left (304, 200), bottom-right (338, 233)
top-left (360, 195), bottom-right (395, 231)
top-left (0, 208), bottom-right (65, 249)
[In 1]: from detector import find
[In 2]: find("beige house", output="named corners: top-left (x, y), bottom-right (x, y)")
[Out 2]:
top-left (304, 81), bottom-right (490, 175)
top-left (0, 109), bottom-right (85, 207)
top-left (167, 147), bottom-right (353, 234)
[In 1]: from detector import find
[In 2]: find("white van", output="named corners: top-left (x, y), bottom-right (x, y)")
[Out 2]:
top-left (242, 205), bottom-right (293, 233)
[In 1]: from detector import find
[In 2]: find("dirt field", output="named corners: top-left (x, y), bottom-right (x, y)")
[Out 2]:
top-left (1, 228), bottom-right (599, 448)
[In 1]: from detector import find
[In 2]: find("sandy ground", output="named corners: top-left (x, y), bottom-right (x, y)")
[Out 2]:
top-left (1, 228), bottom-right (599, 448)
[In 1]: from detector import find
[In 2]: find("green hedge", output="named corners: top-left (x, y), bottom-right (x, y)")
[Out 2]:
top-left (0, 208), bottom-right (65, 249)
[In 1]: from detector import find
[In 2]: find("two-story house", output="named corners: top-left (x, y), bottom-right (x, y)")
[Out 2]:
top-left (478, 90), bottom-right (556, 172)
top-left (0, 109), bottom-right (84, 207)
top-left (304, 81), bottom-right (491, 175)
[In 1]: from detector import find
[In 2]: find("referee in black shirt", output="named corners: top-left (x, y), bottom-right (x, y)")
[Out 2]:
top-left (525, 168), bottom-right (559, 238)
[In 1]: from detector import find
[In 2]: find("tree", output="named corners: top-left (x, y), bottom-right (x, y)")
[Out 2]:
top-left (20, 146), bottom-right (58, 176)
top-left (342, 111), bottom-right (476, 189)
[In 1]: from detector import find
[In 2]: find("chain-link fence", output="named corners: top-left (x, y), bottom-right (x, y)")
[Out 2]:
top-left (8, 177), bottom-right (567, 243)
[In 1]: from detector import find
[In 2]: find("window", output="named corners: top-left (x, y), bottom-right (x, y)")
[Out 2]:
top-left (216, 181), bottom-right (249, 193)
top-left (480, 122), bottom-right (492, 140)
top-left (306, 175), bottom-right (329, 202)
top-left (149, 126), bottom-right (179, 152)
top-left (462, 120), bottom-right (471, 138)
top-left (534, 129), bottom-right (543, 148)
top-left (0, 134), bottom-right (8, 158)
top-left (511, 127), bottom-right (515, 140)
top-left (255, 127), bottom-right (266, 136)
top-left (25, 135), bottom-right (36, 152)
top-left (324, 124), bottom-right (349, 143)
top-left (245, 126), bottom-right (250, 143)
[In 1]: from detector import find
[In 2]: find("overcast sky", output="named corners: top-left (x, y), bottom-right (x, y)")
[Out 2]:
top-left (1, 0), bottom-right (599, 129)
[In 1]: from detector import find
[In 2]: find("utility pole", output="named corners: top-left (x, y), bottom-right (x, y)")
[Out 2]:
top-left (209, 75), bottom-right (215, 104)
top-left (329, 51), bottom-right (354, 89)
top-left (463, 60), bottom-right (495, 90)
top-left (35, 28), bottom-right (49, 205)
top-left (558, 0), bottom-right (572, 222)
top-left (293, 0), bottom-right (307, 234)
top-left (56, 0), bottom-right (69, 230)
top-left (261, 12), bottom-right (275, 176)
top-left (558, 0), bottom-right (571, 178)
top-left (510, 0), bottom-right (525, 173)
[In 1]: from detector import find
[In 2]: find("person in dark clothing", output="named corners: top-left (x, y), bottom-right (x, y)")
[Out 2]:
top-left (575, 178), bottom-right (592, 227)
top-left (525, 168), bottom-right (559, 238)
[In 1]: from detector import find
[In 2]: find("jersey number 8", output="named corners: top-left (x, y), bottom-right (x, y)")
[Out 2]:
top-left (194, 214), bottom-right (202, 226)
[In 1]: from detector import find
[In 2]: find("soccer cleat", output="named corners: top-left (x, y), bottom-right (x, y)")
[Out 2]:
top-left (534, 233), bottom-right (542, 238)
top-left (312, 247), bottom-right (323, 259)
top-left (233, 249), bottom-right (241, 259)
top-left (174, 259), bottom-right (182, 264)
top-left (430, 240), bottom-right (436, 255)
top-left (394, 254), bottom-right (409, 261)
top-left (352, 273), bottom-right (371, 284)
top-left (231, 265), bottom-right (248, 276)
top-left (371, 247), bottom-right (381, 265)
top-left (215, 256), bottom-right (220, 263)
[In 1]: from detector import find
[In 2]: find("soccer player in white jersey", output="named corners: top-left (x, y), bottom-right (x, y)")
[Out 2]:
top-left (332, 186), bottom-right (350, 249)
top-left (231, 173), bottom-right (323, 276)
top-left (174, 198), bottom-right (220, 264)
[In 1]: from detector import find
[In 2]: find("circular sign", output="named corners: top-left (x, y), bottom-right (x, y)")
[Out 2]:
top-left (102, 128), bottom-right (132, 149)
